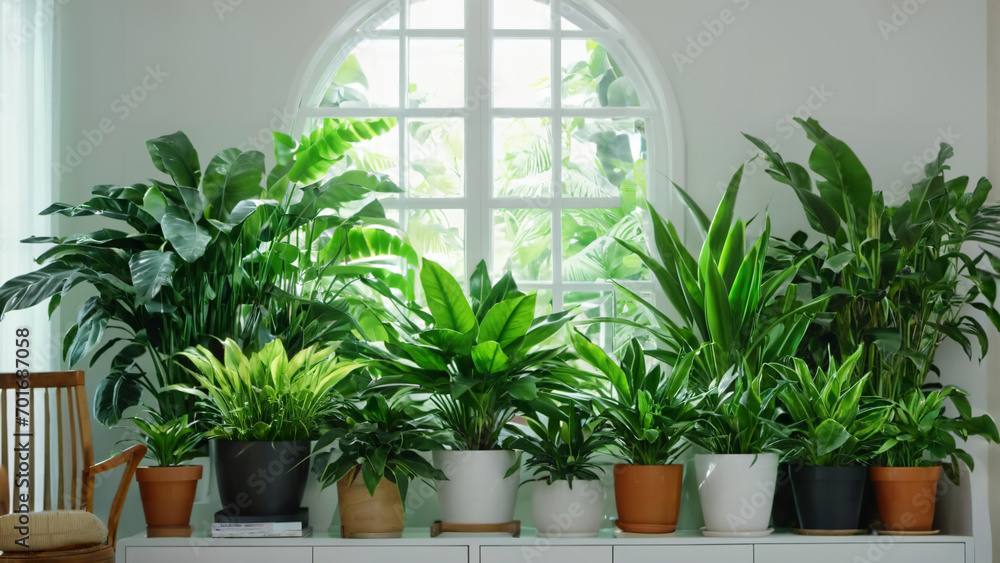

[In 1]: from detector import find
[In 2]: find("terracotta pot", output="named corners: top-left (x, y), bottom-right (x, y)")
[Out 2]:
top-left (869, 466), bottom-right (941, 532)
top-left (612, 464), bottom-right (683, 533)
top-left (337, 471), bottom-right (405, 538)
top-left (136, 465), bottom-right (203, 537)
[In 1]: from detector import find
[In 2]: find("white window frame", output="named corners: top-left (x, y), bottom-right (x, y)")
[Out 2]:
top-left (289, 0), bottom-right (686, 344)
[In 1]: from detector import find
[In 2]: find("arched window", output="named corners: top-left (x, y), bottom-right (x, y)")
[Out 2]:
top-left (293, 0), bottom-right (682, 350)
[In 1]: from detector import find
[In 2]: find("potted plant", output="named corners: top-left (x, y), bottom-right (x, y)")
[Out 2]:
top-left (351, 259), bottom-right (581, 525)
top-left (0, 118), bottom-right (411, 457)
top-left (746, 118), bottom-right (1000, 531)
top-left (121, 409), bottom-right (205, 537)
top-left (870, 387), bottom-right (998, 532)
top-left (504, 398), bottom-right (613, 537)
top-left (313, 393), bottom-right (451, 537)
top-left (774, 347), bottom-right (891, 532)
top-left (571, 333), bottom-right (699, 534)
top-left (688, 354), bottom-right (789, 536)
top-left (177, 337), bottom-right (362, 518)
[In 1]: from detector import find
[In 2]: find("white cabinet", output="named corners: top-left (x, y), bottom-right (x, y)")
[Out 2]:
top-left (754, 542), bottom-right (966, 563)
top-left (615, 544), bottom-right (752, 563)
top-left (482, 545), bottom-right (613, 563)
top-left (315, 546), bottom-right (468, 563)
top-left (123, 546), bottom-right (312, 563)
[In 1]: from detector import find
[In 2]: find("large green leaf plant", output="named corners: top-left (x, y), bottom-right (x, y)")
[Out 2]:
top-left (0, 118), bottom-right (412, 433)
top-left (347, 259), bottom-right (582, 451)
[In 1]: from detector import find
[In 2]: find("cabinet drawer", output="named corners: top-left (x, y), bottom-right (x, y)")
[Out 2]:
top-left (314, 545), bottom-right (468, 563)
top-left (482, 545), bottom-right (612, 563)
top-left (754, 543), bottom-right (965, 563)
top-left (124, 546), bottom-right (311, 563)
top-left (614, 545), bottom-right (752, 563)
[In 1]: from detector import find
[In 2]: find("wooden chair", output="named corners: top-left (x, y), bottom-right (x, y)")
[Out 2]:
top-left (0, 371), bottom-right (146, 562)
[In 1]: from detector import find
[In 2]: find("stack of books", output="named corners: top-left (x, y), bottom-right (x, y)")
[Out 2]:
top-left (211, 521), bottom-right (313, 538)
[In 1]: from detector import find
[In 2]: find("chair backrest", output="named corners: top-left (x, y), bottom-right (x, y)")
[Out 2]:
top-left (0, 371), bottom-right (95, 513)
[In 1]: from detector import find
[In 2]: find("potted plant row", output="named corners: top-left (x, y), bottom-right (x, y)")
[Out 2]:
top-left (4, 116), bottom-right (1000, 539)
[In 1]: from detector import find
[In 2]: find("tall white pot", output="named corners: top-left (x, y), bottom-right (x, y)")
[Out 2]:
top-left (695, 453), bottom-right (778, 534)
top-left (532, 480), bottom-right (604, 537)
top-left (433, 450), bottom-right (520, 524)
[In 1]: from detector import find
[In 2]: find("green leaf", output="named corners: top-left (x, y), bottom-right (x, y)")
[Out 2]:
top-left (201, 149), bottom-right (265, 218)
top-left (141, 186), bottom-right (168, 223)
top-left (571, 330), bottom-right (630, 403)
top-left (420, 259), bottom-right (477, 334)
top-left (129, 250), bottom-right (177, 305)
top-left (479, 294), bottom-right (536, 348)
top-left (822, 251), bottom-right (856, 274)
top-left (161, 207), bottom-right (211, 262)
top-left (146, 131), bottom-right (201, 188)
top-left (814, 419), bottom-right (851, 457)
top-left (471, 341), bottom-right (509, 374)
top-left (0, 263), bottom-right (84, 318)
top-left (797, 118), bottom-right (873, 220)
top-left (93, 370), bottom-right (145, 426)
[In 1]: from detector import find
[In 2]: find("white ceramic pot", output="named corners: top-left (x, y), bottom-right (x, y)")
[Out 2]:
top-left (433, 450), bottom-right (520, 524)
top-left (532, 480), bottom-right (604, 537)
top-left (695, 453), bottom-right (778, 534)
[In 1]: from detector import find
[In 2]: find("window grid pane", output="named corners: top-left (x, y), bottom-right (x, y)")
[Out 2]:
top-left (307, 0), bottom-right (658, 332)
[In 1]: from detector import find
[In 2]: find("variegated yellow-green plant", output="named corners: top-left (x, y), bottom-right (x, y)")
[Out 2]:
top-left (174, 338), bottom-right (363, 441)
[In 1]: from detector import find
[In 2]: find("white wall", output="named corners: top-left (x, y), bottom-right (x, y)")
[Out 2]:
top-left (48, 0), bottom-right (991, 553)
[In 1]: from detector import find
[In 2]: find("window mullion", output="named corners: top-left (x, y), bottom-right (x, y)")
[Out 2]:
top-left (398, 0), bottom-right (409, 240)
top-left (551, 0), bottom-right (564, 312)
top-left (465, 0), bottom-right (489, 279)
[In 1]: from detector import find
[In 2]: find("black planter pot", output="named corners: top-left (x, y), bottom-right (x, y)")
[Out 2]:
top-left (213, 440), bottom-right (311, 517)
top-left (791, 465), bottom-right (867, 530)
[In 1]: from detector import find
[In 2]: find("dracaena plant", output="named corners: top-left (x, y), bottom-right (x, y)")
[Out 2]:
top-left (875, 387), bottom-right (999, 483)
top-left (746, 118), bottom-right (1000, 401)
top-left (571, 333), bottom-right (699, 466)
top-left (348, 259), bottom-right (582, 451)
top-left (688, 349), bottom-right (790, 456)
top-left (175, 338), bottom-right (362, 441)
top-left (612, 166), bottom-right (831, 387)
top-left (774, 346), bottom-right (892, 466)
top-left (0, 118), bottom-right (414, 433)
top-left (312, 393), bottom-right (451, 506)
top-left (118, 408), bottom-right (205, 467)
top-left (503, 397), bottom-right (614, 486)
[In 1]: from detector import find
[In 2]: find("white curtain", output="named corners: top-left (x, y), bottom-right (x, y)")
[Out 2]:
top-left (0, 0), bottom-right (57, 372)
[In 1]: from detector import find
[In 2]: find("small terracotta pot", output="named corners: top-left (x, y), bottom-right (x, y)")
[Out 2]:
top-left (337, 471), bottom-right (405, 538)
top-left (136, 465), bottom-right (203, 537)
top-left (613, 464), bottom-right (683, 533)
top-left (869, 466), bottom-right (941, 532)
